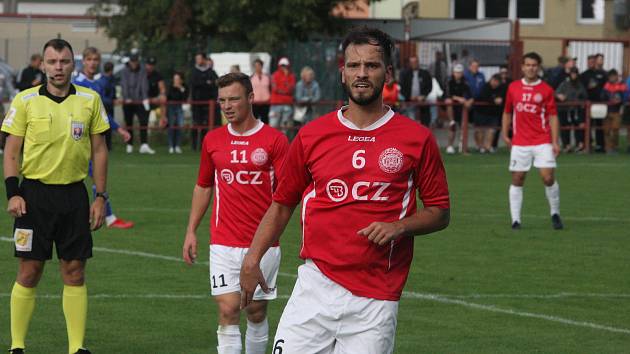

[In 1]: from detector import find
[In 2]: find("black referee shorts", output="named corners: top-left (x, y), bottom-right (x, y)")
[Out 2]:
top-left (13, 178), bottom-right (92, 261)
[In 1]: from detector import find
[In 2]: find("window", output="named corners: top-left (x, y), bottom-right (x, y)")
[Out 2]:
top-left (486, 0), bottom-right (509, 18)
top-left (454, 0), bottom-right (478, 19)
top-left (451, 0), bottom-right (543, 24)
top-left (578, 0), bottom-right (604, 24)
top-left (516, 0), bottom-right (540, 19)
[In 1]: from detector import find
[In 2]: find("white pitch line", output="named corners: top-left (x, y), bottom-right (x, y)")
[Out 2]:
top-left (0, 236), bottom-right (297, 279)
top-left (406, 293), bottom-right (630, 335)
top-left (425, 293), bottom-right (630, 299)
top-left (2, 237), bottom-right (630, 335)
top-left (0, 293), bottom-right (291, 300)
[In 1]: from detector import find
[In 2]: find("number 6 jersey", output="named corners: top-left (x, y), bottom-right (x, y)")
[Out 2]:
top-left (273, 107), bottom-right (450, 301)
top-left (197, 120), bottom-right (289, 247)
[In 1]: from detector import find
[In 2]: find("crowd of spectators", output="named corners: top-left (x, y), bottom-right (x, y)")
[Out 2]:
top-left (2, 48), bottom-right (629, 154)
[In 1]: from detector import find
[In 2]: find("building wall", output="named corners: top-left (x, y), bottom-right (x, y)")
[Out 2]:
top-left (0, 16), bottom-right (116, 69)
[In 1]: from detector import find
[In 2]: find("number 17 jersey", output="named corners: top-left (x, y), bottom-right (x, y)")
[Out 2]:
top-left (273, 107), bottom-right (450, 301)
top-left (197, 120), bottom-right (289, 247)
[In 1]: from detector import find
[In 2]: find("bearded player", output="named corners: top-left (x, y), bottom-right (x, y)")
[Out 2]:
top-left (502, 52), bottom-right (563, 230)
top-left (182, 72), bottom-right (288, 354)
top-left (240, 27), bottom-right (450, 353)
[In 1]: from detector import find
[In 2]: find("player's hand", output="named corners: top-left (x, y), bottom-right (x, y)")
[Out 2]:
top-left (182, 231), bottom-right (197, 265)
top-left (502, 135), bottom-right (512, 150)
top-left (240, 256), bottom-right (269, 309)
top-left (7, 196), bottom-right (26, 218)
top-left (358, 221), bottom-right (405, 246)
top-left (89, 197), bottom-right (106, 230)
top-left (553, 143), bottom-right (561, 157)
top-left (117, 127), bottom-right (132, 143)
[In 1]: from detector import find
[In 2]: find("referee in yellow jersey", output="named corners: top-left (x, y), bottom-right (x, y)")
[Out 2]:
top-left (2, 39), bottom-right (110, 354)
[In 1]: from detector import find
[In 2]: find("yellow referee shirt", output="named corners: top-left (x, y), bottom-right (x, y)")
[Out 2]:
top-left (1, 84), bottom-right (110, 184)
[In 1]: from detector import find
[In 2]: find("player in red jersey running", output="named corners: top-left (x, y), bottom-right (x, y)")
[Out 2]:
top-left (502, 52), bottom-right (563, 230)
top-left (240, 27), bottom-right (450, 353)
top-left (182, 73), bottom-right (289, 354)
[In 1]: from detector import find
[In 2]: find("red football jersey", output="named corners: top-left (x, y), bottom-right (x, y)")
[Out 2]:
top-left (197, 121), bottom-right (289, 247)
top-left (274, 107), bottom-right (450, 301)
top-left (504, 79), bottom-right (558, 146)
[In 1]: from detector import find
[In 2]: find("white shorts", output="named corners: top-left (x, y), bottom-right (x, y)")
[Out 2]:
top-left (272, 260), bottom-right (398, 354)
top-left (509, 144), bottom-right (557, 172)
top-left (209, 244), bottom-right (280, 300)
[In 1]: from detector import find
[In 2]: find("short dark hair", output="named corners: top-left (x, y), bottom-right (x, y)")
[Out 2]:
top-left (608, 69), bottom-right (618, 76)
top-left (253, 58), bottom-right (263, 66)
top-left (341, 26), bottom-right (394, 66)
top-left (195, 52), bottom-right (207, 59)
top-left (103, 61), bottom-right (114, 73)
top-left (217, 72), bottom-right (253, 96)
top-left (173, 71), bottom-right (185, 80)
top-left (522, 52), bottom-right (542, 65)
top-left (43, 38), bottom-right (74, 57)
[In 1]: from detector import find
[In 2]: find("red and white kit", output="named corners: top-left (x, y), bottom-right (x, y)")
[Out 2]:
top-left (197, 120), bottom-right (289, 297)
top-left (504, 79), bottom-right (558, 171)
top-left (274, 107), bottom-right (450, 301)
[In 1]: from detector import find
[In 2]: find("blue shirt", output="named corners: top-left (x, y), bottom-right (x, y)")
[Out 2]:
top-left (464, 70), bottom-right (486, 99)
top-left (73, 72), bottom-right (119, 130)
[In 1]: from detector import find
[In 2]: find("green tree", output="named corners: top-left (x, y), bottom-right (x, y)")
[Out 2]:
top-left (91, 0), bottom-right (370, 52)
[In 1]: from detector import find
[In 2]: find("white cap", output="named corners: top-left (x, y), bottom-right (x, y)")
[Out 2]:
top-left (453, 64), bottom-right (464, 73)
top-left (278, 57), bottom-right (290, 66)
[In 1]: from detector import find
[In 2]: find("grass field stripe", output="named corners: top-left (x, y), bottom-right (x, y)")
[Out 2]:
top-left (458, 212), bottom-right (624, 222)
top-left (406, 293), bottom-right (630, 335)
top-left (0, 236), bottom-right (297, 279)
top-left (0, 293), bottom-right (291, 300)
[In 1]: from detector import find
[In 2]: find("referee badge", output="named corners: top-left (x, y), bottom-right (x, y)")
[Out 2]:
top-left (71, 121), bottom-right (85, 140)
top-left (14, 228), bottom-right (33, 252)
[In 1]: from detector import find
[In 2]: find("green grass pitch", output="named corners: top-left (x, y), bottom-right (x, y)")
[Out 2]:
top-left (1, 142), bottom-right (629, 353)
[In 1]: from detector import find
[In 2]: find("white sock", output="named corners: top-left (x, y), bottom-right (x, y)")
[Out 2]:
top-left (245, 318), bottom-right (268, 354)
top-left (509, 185), bottom-right (523, 223)
top-left (105, 214), bottom-right (117, 226)
top-left (217, 325), bottom-right (242, 354)
top-left (545, 181), bottom-right (560, 216)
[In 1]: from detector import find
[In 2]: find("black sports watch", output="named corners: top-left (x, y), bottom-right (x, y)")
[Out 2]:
top-left (95, 192), bottom-right (109, 201)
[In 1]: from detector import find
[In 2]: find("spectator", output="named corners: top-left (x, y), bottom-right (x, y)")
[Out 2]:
top-left (464, 59), bottom-right (486, 150)
top-left (427, 76), bottom-right (444, 127)
top-left (269, 57), bottom-right (296, 132)
top-left (251, 58), bottom-right (271, 124)
top-left (443, 64), bottom-right (473, 154)
top-left (166, 71), bottom-right (189, 154)
top-left (294, 66), bottom-right (321, 127)
top-left (146, 56), bottom-right (167, 129)
top-left (97, 62), bottom-right (116, 124)
top-left (399, 56), bottom-right (432, 126)
top-left (581, 54), bottom-right (607, 152)
top-left (190, 52), bottom-right (219, 151)
top-left (548, 56), bottom-right (576, 89)
top-left (492, 64), bottom-right (513, 150)
top-left (464, 59), bottom-right (486, 99)
top-left (448, 52), bottom-right (459, 75)
top-left (460, 48), bottom-right (473, 68)
top-left (429, 51), bottom-right (448, 91)
top-left (475, 74), bottom-right (506, 153)
top-left (120, 54), bottom-right (155, 154)
top-left (0, 65), bottom-right (16, 154)
top-left (595, 53), bottom-right (605, 70)
top-left (601, 69), bottom-right (626, 154)
top-left (556, 67), bottom-right (588, 152)
top-left (16, 53), bottom-right (44, 91)
top-left (230, 64), bottom-right (241, 73)
top-left (382, 75), bottom-right (401, 109)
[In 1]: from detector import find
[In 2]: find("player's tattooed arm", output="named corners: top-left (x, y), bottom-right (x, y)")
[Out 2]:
top-left (358, 207), bottom-right (450, 246)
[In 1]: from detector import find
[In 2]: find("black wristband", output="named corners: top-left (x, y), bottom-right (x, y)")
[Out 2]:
top-left (5, 176), bottom-right (20, 200)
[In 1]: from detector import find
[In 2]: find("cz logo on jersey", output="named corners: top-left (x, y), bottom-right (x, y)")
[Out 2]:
top-left (326, 178), bottom-right (390, 202)
top-left (220, 169), bottom-right (263, 185)
top-left (71, 121), bottom-right (84, 141)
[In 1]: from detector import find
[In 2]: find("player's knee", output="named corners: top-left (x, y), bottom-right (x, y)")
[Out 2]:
top-left (60, 265), bottom-right (85, 286)
top-left (246, 306), bottom-right (267, 323)
top-left (542, 175), bottom-right (555, 186)
top-left (17, 265), bottom-right (44, 288)
top-left (217, 301), bottom-right (240, 323)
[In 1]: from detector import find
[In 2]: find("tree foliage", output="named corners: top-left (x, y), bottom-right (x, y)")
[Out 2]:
top-left (91, 0), bottom-right (370, 52)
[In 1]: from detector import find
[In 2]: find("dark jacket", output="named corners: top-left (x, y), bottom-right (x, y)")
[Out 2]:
top-left (580, 69), bottom-right (607, 102)
top-left (399, 67), bottom-right (432, 101)
top-left (17, 66), bottom-right (44, 91)
top-left (190, 65), bottom-right (218, 100)
top-left (476, 83), bottom-right (506, 117)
